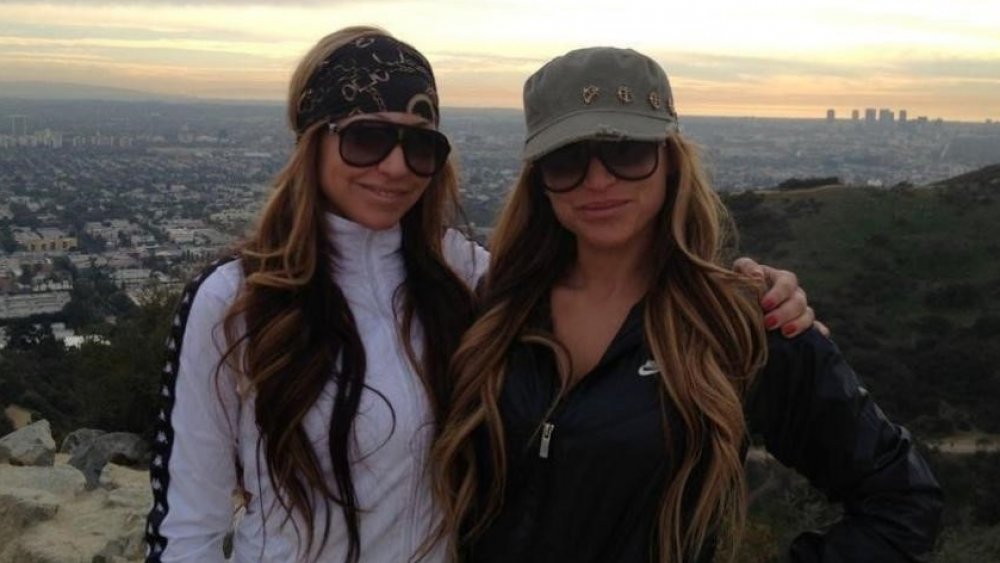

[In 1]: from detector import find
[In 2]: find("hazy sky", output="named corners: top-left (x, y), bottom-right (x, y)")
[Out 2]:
top-left (1, 0), bottom-right (998, 121)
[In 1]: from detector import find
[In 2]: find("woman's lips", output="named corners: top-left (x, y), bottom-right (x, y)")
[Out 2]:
top-left (360, 183), bottom-right (411, 202)
top-left (577, 199), bottom-right (629, 217)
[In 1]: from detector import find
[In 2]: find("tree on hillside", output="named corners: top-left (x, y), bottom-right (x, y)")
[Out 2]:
top-left (74, 288), bottom-right (178, 437)
top-left (0, 222), bottom-right (17, 253)
top-left (5, 320), bottom-right (57, 352)
top-left (775, 176), bottom-right (840, 191)
top-left (63, 267), bottom-right (135, 329)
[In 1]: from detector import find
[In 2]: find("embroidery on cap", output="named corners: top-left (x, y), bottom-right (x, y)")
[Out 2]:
top-left (582, 85), bottom-right (600, 105)
top-left (617, 86), bottom-right (633, 104)
top-left (648, 91), bottom-right (661, 109)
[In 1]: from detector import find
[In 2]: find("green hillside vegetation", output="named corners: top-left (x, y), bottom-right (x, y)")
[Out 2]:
top-left (725, 173), bottom-right (1000, 436)
top-left (724, 164), bottom-right (1000, 562)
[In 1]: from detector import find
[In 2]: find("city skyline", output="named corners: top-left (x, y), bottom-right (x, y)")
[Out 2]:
top-left (1, 0), bottom-right (999, 122)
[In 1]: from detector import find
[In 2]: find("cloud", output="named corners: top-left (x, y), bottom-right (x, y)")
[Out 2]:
top-left (2, 1), bottom-right (356, 4)
top-left (889, 57), bottom-right (1000, 81)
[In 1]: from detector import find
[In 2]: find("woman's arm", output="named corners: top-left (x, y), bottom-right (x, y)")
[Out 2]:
top-left (745, 330), bottom-right (943, 562)
top-left (146, 264), bottom-right (243, 563)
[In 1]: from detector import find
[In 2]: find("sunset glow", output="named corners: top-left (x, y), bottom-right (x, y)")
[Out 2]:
top-left (1, 0), bottom-right (998, 120)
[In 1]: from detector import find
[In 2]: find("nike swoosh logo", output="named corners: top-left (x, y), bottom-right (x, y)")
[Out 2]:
top-left (637, 360), bottom-right (659, 376)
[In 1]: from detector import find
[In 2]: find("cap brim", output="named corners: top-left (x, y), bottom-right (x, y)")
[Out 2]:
top-left (522, 110), bottom-right (677, 161)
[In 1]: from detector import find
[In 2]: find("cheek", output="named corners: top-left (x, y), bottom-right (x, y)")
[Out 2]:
top-left (641, 170), bottom-right (670, 217)
top-left (545, 193), bottom-right (574, 228)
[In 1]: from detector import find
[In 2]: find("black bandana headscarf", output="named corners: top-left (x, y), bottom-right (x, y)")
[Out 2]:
top-left (295, 34), bottom-right (440, 135)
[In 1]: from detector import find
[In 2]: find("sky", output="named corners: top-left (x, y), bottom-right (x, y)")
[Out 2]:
top-left (0, 0), bottom-right (998, 121)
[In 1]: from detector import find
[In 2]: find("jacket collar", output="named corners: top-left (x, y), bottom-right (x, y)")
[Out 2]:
top-left (323, 212), bottom-right (403, 278)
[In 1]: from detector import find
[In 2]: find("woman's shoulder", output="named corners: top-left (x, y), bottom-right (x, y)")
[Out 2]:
top-left (441, 228), bottom-right (490, 288)
top-left (176, 257), bottom-right (244, 319)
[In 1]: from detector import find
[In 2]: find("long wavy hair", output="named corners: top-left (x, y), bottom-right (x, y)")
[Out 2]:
top-left (219, 26), bottom-right (475, 563)
top-left (430, 134), bottom-right (768, 562)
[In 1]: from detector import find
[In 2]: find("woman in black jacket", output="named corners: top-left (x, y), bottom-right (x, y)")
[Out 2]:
top-left (430, 46), bottom-right (942, 562)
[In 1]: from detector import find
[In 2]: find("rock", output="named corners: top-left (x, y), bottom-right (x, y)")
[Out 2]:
top-left (59, 428), bottom-right (106, 455)
top-left (69, 433), bottom-right (150, 491)
top-left (0, 419), bottom-right (56, 466)
top-left (99, 432), bottom-right (150, 467)
top-left (0, 463), bottom-right (86, 496)
top-left (0, 488), bottom-right (61, 549)
top-left (68, 441), bottom-right (111, 491)
top-left (0, 455), bottom-right (151, 563)
top-left (0, 463), bottom-right (85, 549)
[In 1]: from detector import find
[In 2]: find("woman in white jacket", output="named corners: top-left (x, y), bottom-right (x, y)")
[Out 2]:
top-left (144, 27), bottom-right (814, 563)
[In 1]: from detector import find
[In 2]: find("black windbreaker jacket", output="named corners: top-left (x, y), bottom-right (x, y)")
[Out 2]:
top-left (468, 303), bottom-right (942, 563)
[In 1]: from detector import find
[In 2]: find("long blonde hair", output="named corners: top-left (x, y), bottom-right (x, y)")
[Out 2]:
top-left (221, 26), bottom-right (475, 562)
top-left (430, 135), bottom-right (767, 562)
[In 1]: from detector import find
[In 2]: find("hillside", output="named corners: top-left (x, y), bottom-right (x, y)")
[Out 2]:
top-left (724, 164), bottom-right (1000, 435)
top-left (0, 81), bottom-right (188, 102)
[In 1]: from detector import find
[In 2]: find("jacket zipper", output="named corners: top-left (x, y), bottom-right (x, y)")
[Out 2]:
top-left (365, 230), bottom-right (420, 557)
top-left (539, 422), bottom-right (555, 458)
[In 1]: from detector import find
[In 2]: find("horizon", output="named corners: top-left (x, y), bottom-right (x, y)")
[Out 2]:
top-left (1, 1), bottom-right (999, 122)
top-left (1, 82), bottom-right (995, 125)
top-left (3, 84), bottom-right (991, 125)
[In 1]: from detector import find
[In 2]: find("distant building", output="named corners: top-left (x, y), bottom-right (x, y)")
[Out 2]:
top-left (14, 228), bottom-right (78, 253)
top-left (826, 109), bottom-right (836, 122)
top-left (0, 291), bottom-right (71, 320)
top-left (864, 108), bottom-right (877, 124)
top-left (9, 115), bottom-right (27, 137)
top-left (899, 110), bottom-right (908, 123)
top-left (84, 219), bottom-right (141, 248)
top-left (166, 228), bottom-right (196, 244)
top-left (111, 268), bottom-right (153, 290)
top-left (879, 109), bottom-right (894, 124)
top-left (33, 129), bottom-right (63, 148)
top-left (851, 109), bottom-right (860, 121)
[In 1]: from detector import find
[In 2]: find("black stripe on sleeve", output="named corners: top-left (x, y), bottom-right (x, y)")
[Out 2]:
top-left (144, 257), bottom-right (235, 562)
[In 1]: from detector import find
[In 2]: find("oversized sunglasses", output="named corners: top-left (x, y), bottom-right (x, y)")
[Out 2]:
top-left (328, 120), bottom-right (451, 177)
top-left (535, 140), bottom-right (662, 193)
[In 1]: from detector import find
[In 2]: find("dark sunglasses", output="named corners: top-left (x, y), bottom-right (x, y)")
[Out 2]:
top-left (328, 120), bottom-right (451, 177)
top-left (535, 140), bottom-right (662, 192)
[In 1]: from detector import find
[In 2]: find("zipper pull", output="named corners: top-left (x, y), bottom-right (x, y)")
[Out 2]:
top-left (539, 422), bottom-right (555, 459)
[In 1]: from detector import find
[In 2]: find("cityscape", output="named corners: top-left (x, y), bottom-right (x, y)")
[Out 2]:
top-left (1, 97), bottom-right (999, 341)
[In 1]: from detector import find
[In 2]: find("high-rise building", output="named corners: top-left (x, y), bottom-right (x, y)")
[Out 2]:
top-left (899, 110), bottom-right (908, 123)
top-left (864, 108), bottom-right (877, 124)
top-left (9, 115), bottom-right (27, 136)
top-left (826, 109), bottom-right (835, 122)
top-left (851, 109), bottom-right (860, 121)
top-left (879, 109), bottom-right (894, 124)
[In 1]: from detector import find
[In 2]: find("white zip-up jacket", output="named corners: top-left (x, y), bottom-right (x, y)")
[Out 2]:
top-left (146, 213), bottom-right (488, 562)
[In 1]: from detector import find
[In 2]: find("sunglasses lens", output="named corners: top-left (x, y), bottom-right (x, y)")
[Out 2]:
top-left (537, 141), bottom-right (660, 192)
top-left (339, 123), bottom-right (396, 167)
top-left (402, 129), bottom-right (450, 177)
top-left (336, 121), bottom-right (449, 177)
top-left (599, 141), bottom-right (659, 180)
top-left (538, 143), bottom-right (589, 192)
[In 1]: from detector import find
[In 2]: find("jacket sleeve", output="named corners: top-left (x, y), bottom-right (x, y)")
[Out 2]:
top-left (442, 228), bottom-right (490, 289)
top-left (745, 329), bottom-right (943, 563)
top-left (145, 264), bottom-right (242, 562)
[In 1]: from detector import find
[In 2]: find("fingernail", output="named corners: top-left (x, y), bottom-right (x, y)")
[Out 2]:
top-left (765, 315), bottom-right (778, 329)
top-left (782, 324), bottom-right (796, 336)
top-left (761, 299), bottom-right (775, 311)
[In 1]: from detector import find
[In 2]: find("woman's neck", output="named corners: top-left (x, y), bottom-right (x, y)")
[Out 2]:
top-left (563, 239), bottom-right (651, 301)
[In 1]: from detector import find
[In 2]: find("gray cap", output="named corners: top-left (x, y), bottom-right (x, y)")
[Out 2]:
top-left (522, 47), bottom-right (679, 161)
